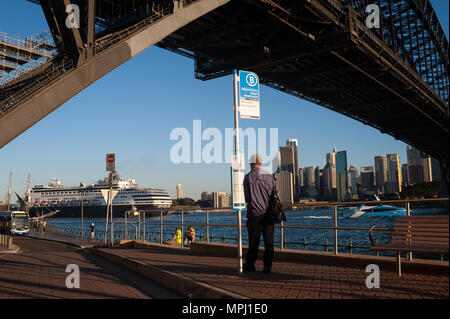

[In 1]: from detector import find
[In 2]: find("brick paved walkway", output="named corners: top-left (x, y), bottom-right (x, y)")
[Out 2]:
top-left (0, 237), bottom-right (178, 299)
top-left (101, 247), bottom-right (449, 299)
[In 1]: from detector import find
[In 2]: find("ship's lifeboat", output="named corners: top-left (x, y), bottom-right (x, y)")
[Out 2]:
top-left (70, 200), bottom-right (80, 205)
top-left (50, 200), bottom-right (58, 206)
top-left (60, 200), bottom-right (69, 206)
top-left (40, 201), bottom-right (48, 206)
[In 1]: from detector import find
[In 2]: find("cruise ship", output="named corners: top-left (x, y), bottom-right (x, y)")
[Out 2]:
top-left (29, 172), bottom-right (172, 218)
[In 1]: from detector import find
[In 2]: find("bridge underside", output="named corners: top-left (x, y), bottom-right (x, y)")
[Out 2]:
top-left (0, 0), bottom-right (448, 166)
top-left (158, 0), bottom-right (449, 162)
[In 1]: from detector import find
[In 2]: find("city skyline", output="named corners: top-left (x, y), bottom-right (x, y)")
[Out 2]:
top-left (0, 1), bottom-right (448, 201)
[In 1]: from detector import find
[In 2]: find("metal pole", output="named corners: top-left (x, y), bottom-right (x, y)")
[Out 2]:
top-left (81, 190), bottom-right (84, 242)
top-left (124, 213), bottom-right (128, 240)
top-left (237, 209), bottom-right (243, 275)
top-left (143, 211), bottom-right (146, 241)
top-left (160, 210), bottom-right (163, 245)
top-left (104, 191), bottom-right (109, 244)
top-left (181, 211), bottom-right (184, 248)
top-left (406, 201), bottom-right (412, 261)
top-left (138, 212), bottom-right (141, 240)
top-left (233, 70), bottom-right (243, 275)
top-left (206, 211), bottom-right (209, 243)
top-left (333, 205), bottom-right (338, 255)
top-left (110, 194), bottom-right (114, 245)
top-left (280, 220), bottom-right (284, 250)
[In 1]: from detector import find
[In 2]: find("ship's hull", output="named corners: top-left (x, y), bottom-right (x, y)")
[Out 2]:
top-left (29, 205), bottom-right (167, 219)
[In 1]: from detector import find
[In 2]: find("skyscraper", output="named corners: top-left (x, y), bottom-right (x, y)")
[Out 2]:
top-left (374, 155), bottom-right (388, 193)
top-left (303, 166), bottom-right (318, 198)
top-left (325, 148), bottom-right (338, 200)
top-left (401, 164), bottom-right (409, 188)
top-left (335, 151), bottom-right (348, 201)
top-left (279, 141), bottom-right (299, 199)
top-left (274, 171), bottom-right (294, 204)
top-left (386, 154), bottom-right (402, 194)
top-left (176, 184), bottom-right (183, 199)
top-left (407, 145), bottom-right (441, 184)
top-left (347, 165), bottom-right (359, 196)
top-left (360, 166), bottom-right (375, 189)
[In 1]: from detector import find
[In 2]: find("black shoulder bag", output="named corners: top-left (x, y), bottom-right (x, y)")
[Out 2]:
top-left (266, 178), bottom-right (286, 224)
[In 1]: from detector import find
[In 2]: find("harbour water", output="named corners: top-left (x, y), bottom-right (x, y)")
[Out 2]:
top-left (44, 207), bottom-right (448, 258)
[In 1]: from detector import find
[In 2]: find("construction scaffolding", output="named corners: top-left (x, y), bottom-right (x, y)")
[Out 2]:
top-left (0, 31), bottom-right (56, 85)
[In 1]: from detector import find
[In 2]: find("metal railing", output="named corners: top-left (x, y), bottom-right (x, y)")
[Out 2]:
top-left (44, 198), bottom-right (448, 259)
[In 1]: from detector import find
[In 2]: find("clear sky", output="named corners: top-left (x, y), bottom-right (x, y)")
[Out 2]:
top-left (0, 0), bottom-right (448, 201)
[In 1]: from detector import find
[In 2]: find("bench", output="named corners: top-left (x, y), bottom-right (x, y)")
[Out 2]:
top-left (369, 215), bottom-right (449, 276)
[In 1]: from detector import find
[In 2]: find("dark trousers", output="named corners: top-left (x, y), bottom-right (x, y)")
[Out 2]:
top-left (244, 214), bottom-right (274, 269)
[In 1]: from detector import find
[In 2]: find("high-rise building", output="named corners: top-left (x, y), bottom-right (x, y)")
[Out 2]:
top-left (274, 171), bottom-right (294, 204)
top-left (360, 166), bottom-right (375, 189)
top-left (407, 145), bottom-right (424, 184)
top-left (385, 154), bottom-right (402, 194)
top-left (212, 192), bottom-right (231, 208)
top-left (407, 145), bottom-right (441, 184)
top-left (326, 148), bottom-right (337, 188)
top-left (430, 158), bottom-right (441, 182)
top-left (201, 191), bottom-right (209, 201)
top-left (374, 155), bottom-right (388, 193)
top-left (401, 164), bottom-right (408, 188)
top-left (347, 165), bottom-right (359, 195)
top-left (279, 143), bottom-right (299, 199)
top-left (303, 166), bottom-right (318, 198)
top-left (335, 151), bottom-right (348, 201)
top-left (176, 184), bottom-right (183, 199)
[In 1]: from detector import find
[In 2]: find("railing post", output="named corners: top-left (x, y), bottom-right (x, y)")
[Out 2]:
top-left (206, 211), bottom-right (209, 243)
top-left (160, 210), bottom-right (163, 245)
top-left (181, 210), bottom-right (184, 248)
top-left (125, 213), bottom-right (128, 240)
top-left (280, 221), bottom-right (284, 250)
top-left (406, 201), bottom-right (413, 261)
top-left (143, 211), bottom-right (146, 242)
top-left (303, 236), bottom-right (307, 251)
top-left (333, 205), bottom-right (338, 255)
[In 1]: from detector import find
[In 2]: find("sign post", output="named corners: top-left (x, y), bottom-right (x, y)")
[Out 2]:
top-left (232, 70), bottom-right (260, 275)
top-left (105, 154), bottom-right (116, 244)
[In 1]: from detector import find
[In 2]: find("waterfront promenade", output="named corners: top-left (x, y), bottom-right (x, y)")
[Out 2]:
top-left (1, 231), bottom-right (447, 299)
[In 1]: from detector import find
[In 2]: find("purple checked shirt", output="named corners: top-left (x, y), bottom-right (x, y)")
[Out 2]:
top-left (243, 167), bottom-right (279, 218)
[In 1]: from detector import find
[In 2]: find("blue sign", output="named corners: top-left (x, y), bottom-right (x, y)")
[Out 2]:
top-left (239, 71), bottom-right (260, 101)
top-left (238, 70), bottom-right (260, 119)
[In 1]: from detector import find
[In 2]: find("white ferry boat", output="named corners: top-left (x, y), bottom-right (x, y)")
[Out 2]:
top-left (29, 172), bottom-right (172, 218)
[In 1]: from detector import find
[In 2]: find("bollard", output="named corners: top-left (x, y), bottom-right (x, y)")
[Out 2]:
top-left (8, 236), bottom-right (13, 250)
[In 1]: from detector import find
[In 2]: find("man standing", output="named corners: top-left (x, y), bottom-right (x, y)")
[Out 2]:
top-left (243, 154), bottom-right (278, 274)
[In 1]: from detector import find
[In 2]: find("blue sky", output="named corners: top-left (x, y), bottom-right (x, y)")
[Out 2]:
top-left (0, 0), bottom-right (448, 200)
